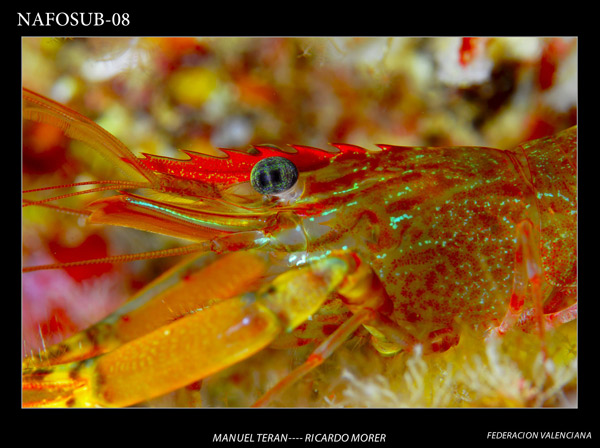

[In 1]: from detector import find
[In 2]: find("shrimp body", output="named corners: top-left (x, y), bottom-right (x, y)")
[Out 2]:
top-left (275, 131), bottom-right (576, 351)
top-left (22, 88), bottom-right (576, 406)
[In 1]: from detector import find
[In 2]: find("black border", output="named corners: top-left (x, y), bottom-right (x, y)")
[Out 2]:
top-left (11, 6), bottom-right (591, 445)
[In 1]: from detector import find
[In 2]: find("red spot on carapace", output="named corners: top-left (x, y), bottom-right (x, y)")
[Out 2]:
top-left (514, 247), bottom-right (523, 264)
top-left (295, 338), bottom-right (312, 347)
top-left (387, 198), bottom-right (421, 215)
top-left (500, 182), bottom-right (523, 198)
top-left (405, 311), bottom-right (420, 323)
top-left (425, 270), bottom-right (438, 292)
top-left (410, 229), bottom-right (424, 244)
top-left (509, 292), bottom-right (524, 312)
top-left (295, 322), bottom-right (308, 332)
top-left (321, 324), bottom-right (340, 336)
top-left (434, 263), bottom-right (447, 276)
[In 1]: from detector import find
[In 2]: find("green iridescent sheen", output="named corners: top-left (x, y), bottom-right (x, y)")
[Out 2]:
top-left (250, 157), bottom-right (298, 195)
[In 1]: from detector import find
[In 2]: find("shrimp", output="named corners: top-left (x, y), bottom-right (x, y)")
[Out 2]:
top-left (22, 88), bottom-right (576, 407)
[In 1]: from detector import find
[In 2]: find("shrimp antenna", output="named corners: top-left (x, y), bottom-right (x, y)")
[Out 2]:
top-left (22, 231), bottom-right (268, 273)
top-left (22, 179), bottom-right (151, 208)
top-left (22, 244), bottom-right (207, 273)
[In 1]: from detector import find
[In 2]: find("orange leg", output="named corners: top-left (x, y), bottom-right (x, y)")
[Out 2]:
top-left (23, 254), bottom-right (357, 407)
top-left (22, 297), bottom-right (282, 407)
top-left (516, 302), bottom-right (577, 333)
top-left (252, 309), bottom-right (375, 407)
top-left (252, 252), bottom-right (400, 407)
top-left (427, 327), bottom-right (460, 354)
top-left (92, 297), bottom-right (281, 407)
top-left (23, 251), bottom-right (267, 369)
top-left (486, 220), bottom-right (577, 348)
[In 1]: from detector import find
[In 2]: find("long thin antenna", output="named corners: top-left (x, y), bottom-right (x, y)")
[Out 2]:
top-left (23, 179), bottom-right (148, 194)
top-left (22, 230), bottom-right (269, 274)
top-left (23, 180), bottom-right (151, 207)
top-left (22, 243), bottom-right (207, 273)
top-left (21, 200), bottom-right (91, 217)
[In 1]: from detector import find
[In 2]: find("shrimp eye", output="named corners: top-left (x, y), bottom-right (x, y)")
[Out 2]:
top-left (250, 157), bottom-right (298, 195)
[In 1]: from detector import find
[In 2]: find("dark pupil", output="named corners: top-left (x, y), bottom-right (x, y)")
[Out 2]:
top-left (257, 167), bottom-right (284, 190)
top-left (270, 170), bottom-right (281, 184)
top-left (251, 157), bottom-right (298, 195)
top-left (258, 172), bottom-right (269, 187)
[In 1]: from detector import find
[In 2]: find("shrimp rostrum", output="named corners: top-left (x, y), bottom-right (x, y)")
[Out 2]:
top-left (22, 88), bottom-right (577, 407)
